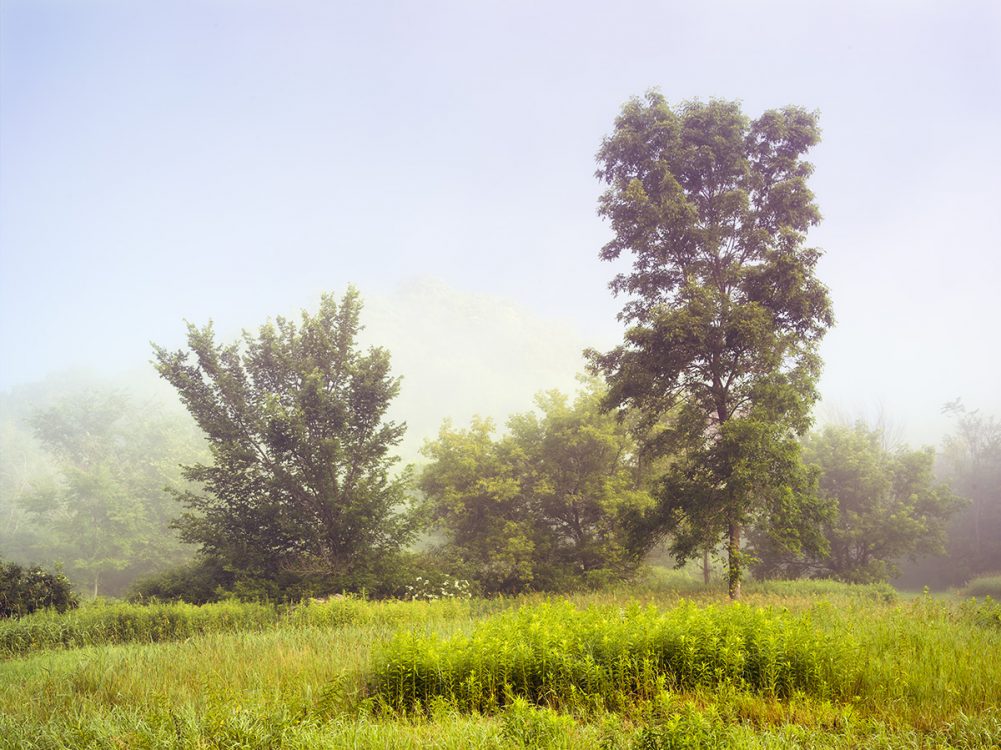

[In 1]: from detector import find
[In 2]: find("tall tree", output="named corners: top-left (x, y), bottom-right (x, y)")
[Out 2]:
top-left (153, 288), bottom-right (413, 595)
top-left (588, 93), bottom-right (833, 598)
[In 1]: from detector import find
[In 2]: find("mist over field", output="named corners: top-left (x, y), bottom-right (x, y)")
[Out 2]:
top-left (0, 0), bottom-right (998, 594)
top-left (2, 4), bottom-right (1000, 748)
top-left (2, 1), bottom-right (999, 455)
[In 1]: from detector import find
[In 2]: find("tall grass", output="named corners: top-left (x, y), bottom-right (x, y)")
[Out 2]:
top-left (370, 600), bottom-right (856, 714)
top-left (959, 596), bottom-right (1001, 629)
top-left (1, 584), bottom-right (999, 748)
top-left (0, 595), bottom-right (482, 659)
top-left (743, 578), bottom-right (897, 603)
top-left (0, 599), bottom-right (276, 658)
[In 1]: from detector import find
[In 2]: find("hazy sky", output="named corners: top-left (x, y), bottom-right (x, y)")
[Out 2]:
top-left (2, 0), bottom-right (999, 449)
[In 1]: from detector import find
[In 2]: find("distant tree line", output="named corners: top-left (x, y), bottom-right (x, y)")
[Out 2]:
top-left (2, 92), bottom-right (995, 606)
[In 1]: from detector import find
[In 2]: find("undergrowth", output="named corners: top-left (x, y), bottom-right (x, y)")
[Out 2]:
top-left (0, 596), bottom-right (481, 659)
top-left (370, 600), bottom-right (855, 714)
top-left (962, 574), bottom-right (1001, 599)
top-left (1, 583), bottom-right (999, 749)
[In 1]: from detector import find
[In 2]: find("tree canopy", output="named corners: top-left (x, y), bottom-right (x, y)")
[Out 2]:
top-left (754, 423), bottom-right (962, 583)
top-left (418, 384), bottom-right (656, 594)
top-left (15, 390), bottom-right (201, 597)
top-left (153, 288), bottom-right (414, 597)
top-left (588, 92), bottom-right (833, 597)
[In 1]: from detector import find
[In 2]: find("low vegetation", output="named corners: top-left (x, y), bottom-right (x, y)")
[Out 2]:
top-left (0, 595), bottom-right (481, 659)
top-left (1, 578), bottom-right (999, 749)
top-left (371, 600), bottom-right (855, 714)
top-left (962, 573), bottom-right (1001, 599)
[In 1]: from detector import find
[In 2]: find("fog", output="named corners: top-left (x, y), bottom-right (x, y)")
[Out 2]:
top-left (2, 0), bottom-right (999, 453)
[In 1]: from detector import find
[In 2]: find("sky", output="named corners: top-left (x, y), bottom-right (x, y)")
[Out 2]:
top-left (1, 0), bottom-right (999, 452)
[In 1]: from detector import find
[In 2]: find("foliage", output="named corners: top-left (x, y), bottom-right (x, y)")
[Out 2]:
top-left (744, 577), bottom-right (897, 603)
top-left (958, 596), bottom-right (1001, 630)
top-left (0, 416), bottom-right (53, 563)
top-left (587, 92), bottom-right (833, 598)
top-left (153, 288), bottom-right (414, 595)
top-left (419, 383), bottom-right (656, 594)
top-left (941, 403), bottom-right (1001, 580)
top-left (14, 390), bottom-right (204, 597)
top-left (403, 574), bottom-right (472, 602)
top-left (129, 557), bottom-right (235, 604)
top-left (371, 600), bottom-right (856, 713)
top-left (0, 593), bottom-right (475, 659)
top-left (0, 560), bottom-right (78, 619)
top-left (2, 583), bottom-right (1001, 748)
top-left (0, 598), bottom-right (275, 658)
top-left (130, 549), bottom-right (449, 605)
top-left (500, 698), bottom-right (575, 748)
top-left (754, 423), bottom-right (962, 583)
top-left (961, 575), bottom-right (1001, 600)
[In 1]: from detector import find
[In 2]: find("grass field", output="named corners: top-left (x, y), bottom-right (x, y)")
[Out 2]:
top-left (1, 575), bottom-right (999, 749)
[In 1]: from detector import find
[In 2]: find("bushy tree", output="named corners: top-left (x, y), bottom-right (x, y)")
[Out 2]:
top-left (753, 423), bottom-right (962, 583)
top-left (16, 391), bottom-right (203, 597)
top-left (153, 288), bottom-right (414, 597)
top-left (419, 384), bottom-right (655, 594)
top-left (588, 92), bottom-right (833, 597)
top-left (0, 560), bottom-right (78, 618)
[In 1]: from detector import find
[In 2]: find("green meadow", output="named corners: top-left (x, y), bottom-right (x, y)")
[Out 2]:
top-left (2, 577), bottom-right (999, 749)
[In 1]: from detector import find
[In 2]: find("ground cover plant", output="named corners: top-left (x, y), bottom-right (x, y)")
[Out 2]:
top-left (1, 578), bottom-right (999, 749)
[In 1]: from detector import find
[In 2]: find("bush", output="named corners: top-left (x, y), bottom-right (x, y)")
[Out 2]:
top-left (130, 551), bottom-right (431, 604)
top-left (961, 573), bottom-right (1001, 599)
top-left (403, 573), bottom-right (472, 602)
top-left (370, 600), bottom-right (856, 714)
top-left (959, 596), bottom-right (1001, 630)
top-left (0, 560), bottom-right (78, 619)
top-left (130, 558), bottom-right (234, 604)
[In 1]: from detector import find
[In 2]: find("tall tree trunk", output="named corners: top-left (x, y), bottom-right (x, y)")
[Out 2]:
top-left (727, 522), bottom-right (741, 600)
top-left (702, 547), bottom-right (711, 586)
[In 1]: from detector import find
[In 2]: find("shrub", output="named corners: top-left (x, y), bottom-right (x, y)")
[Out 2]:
top-left (404, 574), bottom-right (472, 602)
top-left (0, 560), bottom-right (78, 619)
top-left (961, 573), bottom-right (1001, 599)
top-left (130, 558), bottom-right (234, 604)
top-left (130, 551), bottom-right (429, 604)
top-left (959, 596), bottom-right (1001, 630)
top-left (370, 600), bottom-right (856, 714)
